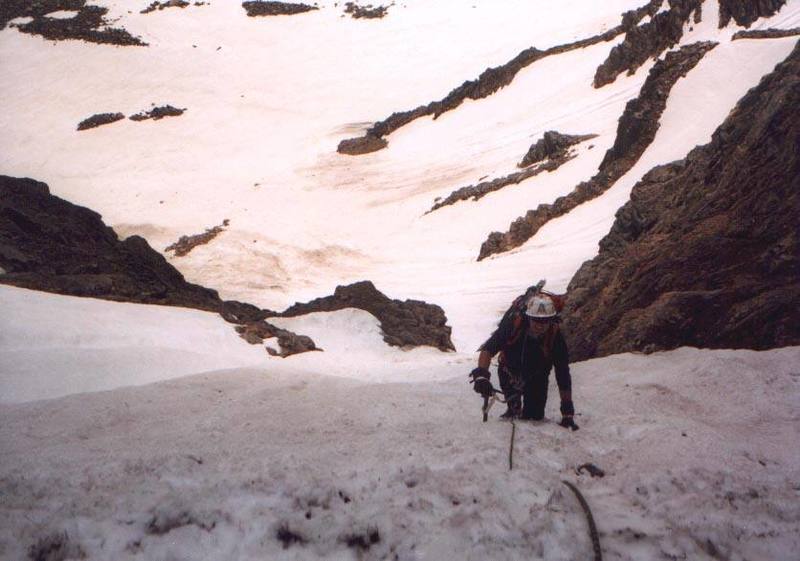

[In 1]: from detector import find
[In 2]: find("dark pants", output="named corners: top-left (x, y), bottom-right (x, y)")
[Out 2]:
top-left (498, 363), bottom-right (549, 419)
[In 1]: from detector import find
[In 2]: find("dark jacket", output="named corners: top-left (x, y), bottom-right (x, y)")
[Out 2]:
top-left (481, 314), bottom-right (572, 392)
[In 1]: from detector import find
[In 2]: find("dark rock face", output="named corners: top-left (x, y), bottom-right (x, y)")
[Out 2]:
top-left (594, 0), bottom-right (703, 88)
top-left (130, 105), bottom-right (186, 121)
top-left (344, 2), bottom-right (390, 19)
top-left (478, 41), bottom-right (717, 261)
top-left (732, 27), bottom-right (800, 41)
top-left (1, 0), bottom-right (147, 46)
top-left (563, 41), bottom-right (800, 361)
top-left (0, 176), bottom-right (220, 310)
top-left (337, 135), bottom-right (388, 155)
top-left (336, 3), bottom-right (658, 155)
top-left (518, 131), bottom-right (597, 168)
top-left (276, 281), bottom-right (455, 351)
top-left (719, 0), bottom-right (786, 28)
top-left (0, 176), bottom-right (318, 357)
top-left (77, 112), bottom-right (125, 131)
top-left (242, 1), bottom-right (318, 17)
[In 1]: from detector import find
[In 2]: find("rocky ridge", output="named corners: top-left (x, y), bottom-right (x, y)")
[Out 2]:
top-left (427, 131), bottom-right (596, 214)
top-left (274, 281), bottom-right (455, 351)
top-left (593, 0), bottom-right (703, 88)
top-left (563, 40), bottom-right (800, 360)
top-left (478, 41), bottom-right (718, 261)
top-left (336, 2), bottom-right (662, 155)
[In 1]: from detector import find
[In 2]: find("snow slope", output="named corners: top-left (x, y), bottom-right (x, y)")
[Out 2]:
top-left (1, 0), bottom-right (798, 352)
top-left (1, 338), bottom-right (798, 560)
top-left (0, 285), bottom-right (266, 403)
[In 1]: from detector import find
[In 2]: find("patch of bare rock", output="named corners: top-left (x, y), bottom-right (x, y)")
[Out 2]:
top-left (165, 220), bottom-right (229, 257)
top-left (563, 40), bottom-right (800, 360)
top-left (336, 2), bottom-right (659, 155)
top-left (273, 281), bottom-right (455, 351)
top-left (242, 1), bottom-right (318, 17)
top-left (344, 2), bottom-right (391, 19)
top-left (130, 105), bottom-right (186, 121)
top-left (0, 176), bottom-right (318, 358)
top-left (141, 0), bottom-right (189, 14)
top-left (337, 135), bottom-right (387, 156)
top-left (236, 321), bottom-right (319, 357)
top-left (77, 112), bottom-right (125, 131)
top-left (478, 41), bottom-right (718, 261)
top-left (1, 0), bottom-right (146, 46)
top-left (732, 27), bottom-right (800, 41)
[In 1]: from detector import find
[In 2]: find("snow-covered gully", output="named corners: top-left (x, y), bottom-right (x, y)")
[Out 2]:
top-left (1, 1), bottom-right (799, 560)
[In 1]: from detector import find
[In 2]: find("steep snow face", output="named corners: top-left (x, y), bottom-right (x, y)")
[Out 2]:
top-left (0, 285), bottom-right (266, 403)
top-left (1, 344), bottom-right (798, 560)
top-left (4, 0), bottom-right (798, 353)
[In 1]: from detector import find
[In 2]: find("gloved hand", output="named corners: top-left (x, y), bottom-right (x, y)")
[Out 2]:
top-left (469, 367), bottom-right (492, 397)
top-left (559, 400), bottom-right (579, 431)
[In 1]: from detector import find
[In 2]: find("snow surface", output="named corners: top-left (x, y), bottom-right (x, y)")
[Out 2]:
top-left (1, 334), bottom-right (798, 560)
top-left (0, 285), bottom-right (266, 404)
top-left (2, 1), bottom-right (800, 559)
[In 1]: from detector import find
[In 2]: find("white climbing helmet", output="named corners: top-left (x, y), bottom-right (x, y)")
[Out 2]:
top-left (525, 293), bottom-right (558, 319)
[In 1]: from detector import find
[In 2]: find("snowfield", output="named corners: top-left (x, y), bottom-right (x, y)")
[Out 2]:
top-left (2, 0), bottom-right (800, 559)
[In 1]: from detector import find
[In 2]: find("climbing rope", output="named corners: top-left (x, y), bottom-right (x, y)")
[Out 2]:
top-left (562, 480), bottom-right (602, 561)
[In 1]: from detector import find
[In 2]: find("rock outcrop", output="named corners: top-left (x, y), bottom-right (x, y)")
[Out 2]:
top-left (518, 131), bottom-right (597, 168)
top-left (129, 105), bottom-right (186, 121)
top-left (336, 3), bottom-right (660, 155)
top-left (141, 0), bottom-right (190, 14)
top-left (275, 281), bottom-right (455, 351)
top-left (344, 2), bottom-right (390, 19)
top-left (478, 41), bottom-right (717, 261)
top-left (593, 0), bottom-right (703, 88)
top-left (718, 0), bottom-right (786, 28)
top-left (242, 1), bottom-right (318, 17)
top-left (165, 220), bottom-right (229, 257)
top-left (563, 41), bottom-right (800, 360)
top-left (337, 135), bottom-right (388, 156)
top-left (0, 176), bottom-right (317, 357)
top-left (77, 112), bottom-right (125, 131)
top-left (1, 0), bottom-right (147, 46)
top-left (426, 131), bottom-right (596, 214)
top-left (732, 27), bottom-right (800, 41)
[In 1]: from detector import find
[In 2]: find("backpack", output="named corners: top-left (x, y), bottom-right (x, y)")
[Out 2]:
top-left (480, 279), bottom-right (566, 352)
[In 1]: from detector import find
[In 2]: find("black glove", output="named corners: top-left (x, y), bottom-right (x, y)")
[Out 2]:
top-left (559, 400), bottom-right (578, 431)
top-left (469, 367), bottom-right (492, 397)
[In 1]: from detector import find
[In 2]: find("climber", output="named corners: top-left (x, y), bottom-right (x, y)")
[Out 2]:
top-left (470, 287), bottom-right (577, 429)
